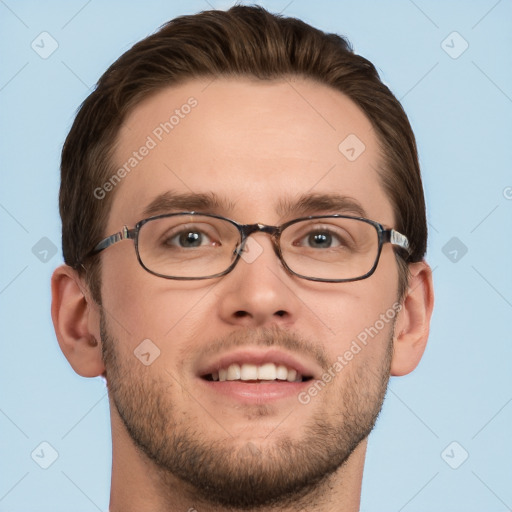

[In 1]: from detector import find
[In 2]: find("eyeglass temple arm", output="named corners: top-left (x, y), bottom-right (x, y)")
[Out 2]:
top-left (90, 226), bottom-right (137, 255)
top-left (383, 229), bottom-right (411, 255)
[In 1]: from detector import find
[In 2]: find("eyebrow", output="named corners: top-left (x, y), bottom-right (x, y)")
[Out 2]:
top-left (141, 190), bottom-right (367, 220)
top-left (142, 191), bottom-right (236, 218)
top-left (276, 193), bottom-right (368, 219)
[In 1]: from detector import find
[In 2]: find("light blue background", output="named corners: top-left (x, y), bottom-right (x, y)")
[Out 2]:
top-left (1, 1), bottom-right (511, 510)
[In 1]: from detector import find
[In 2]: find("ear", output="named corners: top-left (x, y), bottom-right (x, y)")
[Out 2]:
top-left (51, 264), bottom-right (105, 378)
top-left (391, 261), bottom-right (434, 376)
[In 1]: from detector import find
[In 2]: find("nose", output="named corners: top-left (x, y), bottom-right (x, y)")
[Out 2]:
top-left (216, 233), bottom-right (300, 328)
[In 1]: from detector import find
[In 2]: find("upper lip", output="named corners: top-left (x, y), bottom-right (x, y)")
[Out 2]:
top-left (197, 348), bottom-right (322, 379)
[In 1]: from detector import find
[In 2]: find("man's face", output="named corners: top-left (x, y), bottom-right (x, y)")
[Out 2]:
top-left (98, 78), bottom-right (401, 507)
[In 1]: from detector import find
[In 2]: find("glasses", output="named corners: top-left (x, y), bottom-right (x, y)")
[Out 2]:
top-left (84, 212), bottom-right (411, 282)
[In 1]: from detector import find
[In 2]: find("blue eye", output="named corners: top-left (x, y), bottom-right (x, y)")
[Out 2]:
top-left (307, 232), bottom-right (335, 248)
top-left (178, 231), bottom-right (202, 247)
top-left (167, 230), bottom-right (212, 248)
top-left (298, 229), bottom-right (345, 249)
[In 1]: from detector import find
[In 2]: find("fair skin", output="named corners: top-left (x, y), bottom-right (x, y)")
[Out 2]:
top-left (52, 78), bottom-right (433, 511)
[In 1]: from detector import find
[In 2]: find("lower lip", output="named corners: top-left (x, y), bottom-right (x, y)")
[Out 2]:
top-left (199, 378), bottom-right (310, 404)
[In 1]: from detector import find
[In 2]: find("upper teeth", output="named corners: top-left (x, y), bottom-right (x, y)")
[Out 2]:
top-left (212, 363), bottom-right (301, 382)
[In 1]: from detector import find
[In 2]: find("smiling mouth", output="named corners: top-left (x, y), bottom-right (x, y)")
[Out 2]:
top-left (201, 362), bottom-right (314, 383)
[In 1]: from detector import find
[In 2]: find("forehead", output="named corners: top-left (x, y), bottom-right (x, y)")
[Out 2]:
top-left (107, 77), bottom-right (393, 229)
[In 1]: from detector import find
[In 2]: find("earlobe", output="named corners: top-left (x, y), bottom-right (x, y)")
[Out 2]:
top-left (390, 261), bottom-right (434, 376)
top-left (51, 265), bottom-right (105, 378)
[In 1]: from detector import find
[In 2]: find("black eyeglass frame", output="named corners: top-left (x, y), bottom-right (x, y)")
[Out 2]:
top-left (82, 212), bottom-right (411, 283)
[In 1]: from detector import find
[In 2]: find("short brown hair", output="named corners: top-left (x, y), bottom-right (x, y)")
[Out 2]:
top-left (60, 5), bottom-right (426, 302)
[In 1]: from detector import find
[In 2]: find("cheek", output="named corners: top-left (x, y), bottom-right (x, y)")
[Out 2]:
top-left (303, 280), bottom-right (398, 343)
top-left (100, 248), bottom-right (219, 345)
top-left (297, 252), bottom-right (400, 362)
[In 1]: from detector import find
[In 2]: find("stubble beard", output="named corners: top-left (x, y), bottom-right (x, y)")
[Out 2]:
top-left (101, 312), bottom-right (394, 509)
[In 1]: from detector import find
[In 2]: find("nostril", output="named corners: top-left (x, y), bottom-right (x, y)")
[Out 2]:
top-left (234, 310), bottom-right (249, 318)
top-left (275, 310), bottom-right (287, 317)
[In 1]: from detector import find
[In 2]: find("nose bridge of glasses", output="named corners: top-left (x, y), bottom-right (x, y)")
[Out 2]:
top-left (236, 223), bottom-right (281, 256)
top-left (240, 223), bottom-right (279, 236)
